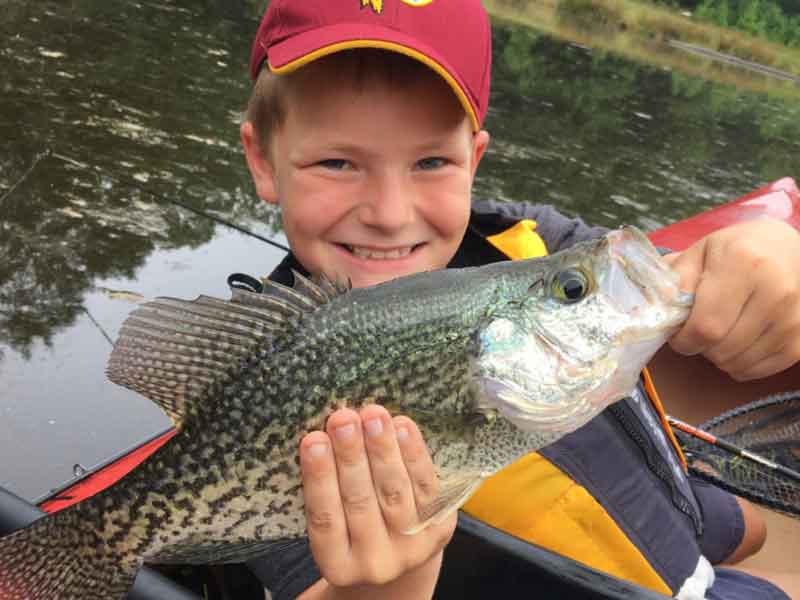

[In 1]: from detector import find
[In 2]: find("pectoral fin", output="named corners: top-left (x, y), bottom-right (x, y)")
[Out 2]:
top-left (403, 472), bottom-right (486, 535)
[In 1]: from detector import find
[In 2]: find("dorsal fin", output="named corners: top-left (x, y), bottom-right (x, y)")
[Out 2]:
top-left (106, 274), bottom-right (346, 428)
top-left (313, 272), bottom-right (351, 296)
top-left (289, 270), bottom-right (332, 305)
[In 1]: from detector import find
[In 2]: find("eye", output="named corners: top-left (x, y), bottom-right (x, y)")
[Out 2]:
top-left (416, 157), bottom-right (447, 171)
top-left (317, 159), bottom-right (353, 171)
top-left (551, 268), bottom-right (592, 303)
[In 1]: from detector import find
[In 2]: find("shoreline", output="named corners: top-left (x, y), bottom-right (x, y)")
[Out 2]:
top-left (485, 0), bottom-right (800, 98)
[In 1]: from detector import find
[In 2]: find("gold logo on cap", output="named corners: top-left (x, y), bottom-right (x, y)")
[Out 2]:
top-left (361, 0), bottom-right (434, 14)
top-left (361, 0), bottom-right (383, 14)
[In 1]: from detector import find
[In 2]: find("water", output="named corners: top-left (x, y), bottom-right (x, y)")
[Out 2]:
top-left (1, 0), bottom-right (798, 502)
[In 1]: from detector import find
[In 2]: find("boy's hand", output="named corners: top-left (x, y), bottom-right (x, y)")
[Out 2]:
top-left (664, 218), bottom-right (800, 381)
top-left (299, 405), bottom-right (456, 592)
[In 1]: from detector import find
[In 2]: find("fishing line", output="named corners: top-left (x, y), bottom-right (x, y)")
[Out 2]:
top-left (4, 149), bottom-right (292, 344)
top-left (81, 306), bottom-right (115, 348)
top-left (668, 415), bottom-right (800, 484)
top-left (0, 149), bottom-right (51, 206)
top-left (47, 149), bottom-right (291, 253)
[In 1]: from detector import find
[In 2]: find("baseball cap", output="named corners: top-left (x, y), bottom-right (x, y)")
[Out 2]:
top-left (249, 0), bottom-right (492, 131)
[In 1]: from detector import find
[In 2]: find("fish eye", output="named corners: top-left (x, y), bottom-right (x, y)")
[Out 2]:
top-left (551, 268), bottom-right (592, 303)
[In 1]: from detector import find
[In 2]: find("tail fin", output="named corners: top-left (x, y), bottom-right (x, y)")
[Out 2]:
top-left (0, 506), bottom-right (140, 599)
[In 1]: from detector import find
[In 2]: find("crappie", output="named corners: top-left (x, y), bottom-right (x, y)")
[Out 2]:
top-left (0, 226), bottom-right (691, 599)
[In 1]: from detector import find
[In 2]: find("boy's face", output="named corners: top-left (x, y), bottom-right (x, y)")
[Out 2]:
top-left (242, 62), bottom-right (490, 289)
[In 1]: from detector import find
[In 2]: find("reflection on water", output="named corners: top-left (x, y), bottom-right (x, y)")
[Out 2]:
top-left (0, 0), bottom-right (798, 499)
top-left (1, 225), bottom-right (288, 501)
top-left (480, 25), bottom-right (800, 229)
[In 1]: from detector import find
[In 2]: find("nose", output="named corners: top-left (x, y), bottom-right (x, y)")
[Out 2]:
top-left (357, 171), bottom-right (415, 232)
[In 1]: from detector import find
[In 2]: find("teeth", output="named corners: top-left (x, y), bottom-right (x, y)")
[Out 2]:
top-left (348, 245), bottom-right (414, 260)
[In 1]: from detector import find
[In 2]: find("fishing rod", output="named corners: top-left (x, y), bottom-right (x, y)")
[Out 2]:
top-left (667, 415), bottom-right (800, 484)
top-left (50, 150), bottom-right (291, 252)
top-left (6, 149), bottom-right (291, 348)
top-left (0, 150), bottom-right (50, 205)
top-left (6, 148), bottom-right (291, 253)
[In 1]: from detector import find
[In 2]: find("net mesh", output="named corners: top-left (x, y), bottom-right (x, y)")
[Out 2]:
top-left (675, 391), bottom-right (800, 519)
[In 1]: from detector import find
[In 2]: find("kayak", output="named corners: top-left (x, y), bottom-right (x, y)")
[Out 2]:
top-left (1, 176), bottom-right (798, 599)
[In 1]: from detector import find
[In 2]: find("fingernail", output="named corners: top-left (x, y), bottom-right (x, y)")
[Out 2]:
top-left (335, 423), bottom-right (356, 442)
top-left (308, 442), bottom-right (328, 458)
top-left (365, 418), bottom-right (383, 438)
top-left (396, 426), bottom-right (409, 443)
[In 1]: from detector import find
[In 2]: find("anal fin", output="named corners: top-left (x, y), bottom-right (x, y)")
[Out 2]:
top-left (403, 472), bottom-right (485, 535)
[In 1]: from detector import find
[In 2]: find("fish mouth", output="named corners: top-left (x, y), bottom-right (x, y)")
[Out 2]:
top-left (475, 226), bottom-right (694, 435)
top-left (603, 226), bottom-right (693, 333)
top-left (523, 227), bottom-right (692, 388)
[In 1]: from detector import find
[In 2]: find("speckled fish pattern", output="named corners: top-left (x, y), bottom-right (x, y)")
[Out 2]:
top-left (0, 227), bottom-right (691, 599)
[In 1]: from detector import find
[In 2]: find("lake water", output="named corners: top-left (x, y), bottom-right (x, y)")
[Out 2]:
top-left (1, 0), bottom-right (798, 501)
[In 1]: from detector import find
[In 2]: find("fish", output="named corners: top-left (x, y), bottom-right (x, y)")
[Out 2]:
top-left (0, 225), bottom-right (691, 599)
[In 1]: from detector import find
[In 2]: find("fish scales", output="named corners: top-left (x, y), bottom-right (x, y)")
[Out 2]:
top-left (0, 227), bottom-right (692, 599)
top-left (54, 270), bottom-right (495, 565)
top-left (141, 273), bottom-right (491, 563)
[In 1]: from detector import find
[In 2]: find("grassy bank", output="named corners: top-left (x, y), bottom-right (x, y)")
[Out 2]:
top-left (485, 0), bottom-right (800, 96)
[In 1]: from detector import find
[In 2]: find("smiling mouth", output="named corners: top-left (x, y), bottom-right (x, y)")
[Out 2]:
top-left (340, 243), bottom-right (423, 260)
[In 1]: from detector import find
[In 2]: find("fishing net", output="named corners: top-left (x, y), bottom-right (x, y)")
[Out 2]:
top-left (674, 391), bottom-right (800, 519)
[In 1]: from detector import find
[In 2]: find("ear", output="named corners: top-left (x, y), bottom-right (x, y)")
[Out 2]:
top-left (241, 121), bottom-right (279, 204)
top-left (470, 130), bottom-right (490, 179)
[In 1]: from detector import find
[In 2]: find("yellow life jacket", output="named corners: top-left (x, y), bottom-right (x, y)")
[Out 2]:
top-left (463, 220), bottom-right (691, 595)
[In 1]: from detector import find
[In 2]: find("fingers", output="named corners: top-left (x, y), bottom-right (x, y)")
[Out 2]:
top-left (393, 416), bottom-right (441, 513)
top-left (664, 221), bottom-right (800, 381)
top-left (324, 409), bottom-right (387, 548)
top-left (666, 241), bottom-right (755, 357)
top-left (360, 406), bottom-right (419, 532)
top-left (300, 406), bottom-right (451, 587)
top-left (729, 341), bottom-right (800, 381)
top-left (300, 407), bottom-right (391, 581)
top-left (300, 429), bottom-right (353, 579)
top-left (713, 270), bottom-right (800, 379)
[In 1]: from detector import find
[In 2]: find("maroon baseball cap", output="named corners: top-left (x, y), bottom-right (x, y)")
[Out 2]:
top-left (249, 0), bottom-right (492, 131)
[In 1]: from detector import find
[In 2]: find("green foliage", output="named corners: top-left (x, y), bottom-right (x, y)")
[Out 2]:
top-left (689, 0), bottom-right (799, 45)
top-left (695, 0), bottom-right (729, 26)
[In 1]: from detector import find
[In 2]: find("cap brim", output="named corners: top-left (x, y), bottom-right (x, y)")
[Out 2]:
top-left (267, 23), bottom-right (480, 132)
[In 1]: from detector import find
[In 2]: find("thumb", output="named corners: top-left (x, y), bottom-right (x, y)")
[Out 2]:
top-left (663, 241), bottom-right (708, 355)
top-left (662, 242), bottom-right (705, 295)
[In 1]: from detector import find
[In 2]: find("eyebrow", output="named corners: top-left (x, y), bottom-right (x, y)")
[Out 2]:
top-left (312, 142), bottom-right (381, 161)
top-left (411, 138), bottom-right (465, 153)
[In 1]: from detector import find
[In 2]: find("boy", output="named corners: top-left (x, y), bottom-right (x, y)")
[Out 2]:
top-left (239, 1), bottom-right (800, 599)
